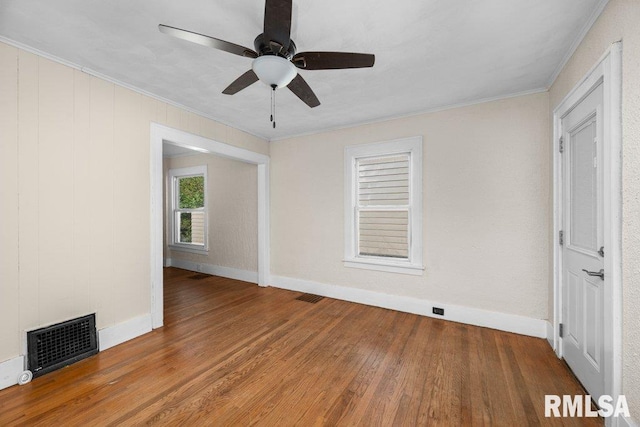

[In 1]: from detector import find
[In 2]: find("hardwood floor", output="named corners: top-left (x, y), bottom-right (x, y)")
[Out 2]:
top-left (0, 267), bottom-right (601, 426)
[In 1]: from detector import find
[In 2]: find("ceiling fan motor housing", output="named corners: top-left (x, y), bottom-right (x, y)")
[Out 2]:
top-left (254, 33), bottom-right (297, 59)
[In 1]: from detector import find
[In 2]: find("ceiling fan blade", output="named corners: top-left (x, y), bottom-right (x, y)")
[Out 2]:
top-left (263, 0), bottom-right (292, 51)
top-left (222, 70), bottom-right (259, 95)
top-left (287, 74), bottom-right (320, 108)
top-left (159, 24), bottom-right (258, 59)
top-left (292, 52), bottom-right (375, 70)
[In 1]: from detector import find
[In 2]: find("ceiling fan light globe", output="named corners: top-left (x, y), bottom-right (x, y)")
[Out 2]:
top-left (252, 55), bottom-right (297, 89)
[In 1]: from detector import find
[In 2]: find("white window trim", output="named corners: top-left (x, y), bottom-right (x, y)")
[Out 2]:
top-left (168, 165), bottom-right (208, 255)
top-left (344, 136), bottom-right (424, 275)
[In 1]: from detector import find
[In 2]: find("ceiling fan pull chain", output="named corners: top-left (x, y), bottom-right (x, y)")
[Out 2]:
top-left (270, 86), bottom-right (274, 124)
top-left (271, 85), bottom-right (277, 128)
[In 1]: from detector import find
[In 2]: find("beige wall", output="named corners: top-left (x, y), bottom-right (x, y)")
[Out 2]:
top-left (0, 41), bottom-right (268, 363)
top-left (165, 153), bottom-right (258, 273)
top-left (548, 0), bottom-right (640, 418)
top-left (271, 92), bottom-right (550, 319)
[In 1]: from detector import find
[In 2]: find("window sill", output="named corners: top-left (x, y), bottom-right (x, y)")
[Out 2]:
top-left (343, 258), bottom-right (424, 276)
top-left (169, 244), bottom-right (209, 256)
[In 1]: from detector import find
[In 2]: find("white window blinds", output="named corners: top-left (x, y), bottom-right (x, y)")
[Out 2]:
top-left (356, 154), bottom-right (410, 259)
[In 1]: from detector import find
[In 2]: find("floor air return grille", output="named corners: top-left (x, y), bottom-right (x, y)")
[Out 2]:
top-left (27, 314), bottom-right (98, 378)
top-left (189, 274), bottom-right (212, 280)
top-left (295, 294), bottom-right (325, 304)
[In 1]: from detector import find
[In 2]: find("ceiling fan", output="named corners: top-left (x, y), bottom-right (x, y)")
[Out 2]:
top-left (159, 0), bottom-right (375, 126)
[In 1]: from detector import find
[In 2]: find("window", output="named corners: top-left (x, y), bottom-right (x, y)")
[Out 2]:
top-left (344, 137), bottom-right (423, 275)
top-left (169, 165), bottom-right (208, 254)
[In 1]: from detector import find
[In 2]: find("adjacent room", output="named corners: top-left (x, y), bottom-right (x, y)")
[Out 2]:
top-left (1, 0), bottom-right (638, 425)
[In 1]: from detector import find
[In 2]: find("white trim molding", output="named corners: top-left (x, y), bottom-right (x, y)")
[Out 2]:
top-left (170, 258), bottom-right (259, 284)
top-left (1, 315), bottom-right (154, 391)
top-left (0, 356), bottom-right (25, 391)
top-left (344, 136), bottom-right (424, 275)
top-left (547, 0), bottom-right (611, 87)
top-left (98, 314), bottom-right (153, 352)
top-left (0, 35), bottom-right (265, 142)
top-left (271, 275), bottom-right (546, 338)
top-left (546, 320), bottom-right (554, 350)
top-left (151, 123), bottom-right (270, 329)
top-left (269, 88), bottom-right (549, 143)
top-left (552, 42), bottom-right (622, 426)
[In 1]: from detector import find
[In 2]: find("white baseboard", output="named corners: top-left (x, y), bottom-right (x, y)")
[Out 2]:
top-left (0, 355), bottom-right (25, 391)
top-left (271, 275), bottom-right (547, 338)
top-left (546, 320), bottom-right (555, 349)
top-left (98, 314), bottom-right (152, 352)
top-left (170, 258), bottom-right (258, 284)
top-left (0, 315), bottom-right (153, 390)
top-left (164, 257), bottom-right (172, 267)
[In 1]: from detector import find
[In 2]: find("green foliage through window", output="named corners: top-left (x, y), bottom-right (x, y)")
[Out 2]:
top-left (180, 212), bottom-right (193, 243)
top-left (179, 176), bottom-right (204, 209)
top-left (178, 175), bottom-right (204, 243)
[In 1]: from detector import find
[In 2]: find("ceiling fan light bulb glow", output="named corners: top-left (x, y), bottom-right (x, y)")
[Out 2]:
top-left (252, 55), bottom-right (297, 88)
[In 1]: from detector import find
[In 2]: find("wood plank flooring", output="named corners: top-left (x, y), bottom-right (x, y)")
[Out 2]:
top-left (0, 267), bottom-right (601, 426)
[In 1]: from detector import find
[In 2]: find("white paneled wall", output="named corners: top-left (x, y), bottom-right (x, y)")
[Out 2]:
top-left (0, 41), bottom-right (268, 362)
top-left (0, 43), bottom-right (20, 362)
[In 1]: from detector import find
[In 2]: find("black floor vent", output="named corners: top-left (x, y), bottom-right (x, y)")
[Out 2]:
top-left (296, 293), bottom-right (325, 304)
top-left (189, 273), bottom-right (212, 280)
top-left (27, 314), bottom-right (98, 378)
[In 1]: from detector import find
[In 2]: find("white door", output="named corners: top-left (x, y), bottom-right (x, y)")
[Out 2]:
top-left (561, 82), bottom-right (605, 399)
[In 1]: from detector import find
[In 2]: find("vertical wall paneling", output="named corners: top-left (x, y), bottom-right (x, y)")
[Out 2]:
top-left (17, 51), bottom-right (40, 338)
top-left (72, 70), bottom-right (92, 316)
top-left (88, 77), bottom-right (116, 329)
top-left (185, 111), bottom-right (201, 135)
top-left (198, 115), bottom-right (227, 143)
top-left (165, 104), bottom-right (182, 130)
top-left (113, 86), bottom-right (147, 319)
top-left (38, 59), bottom-right (75, 323)
top-left (0, 44), bottom-right (20, 361)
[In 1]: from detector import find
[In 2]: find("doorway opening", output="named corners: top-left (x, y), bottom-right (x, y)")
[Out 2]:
top-left (150, 123), bottom-right (270, 328)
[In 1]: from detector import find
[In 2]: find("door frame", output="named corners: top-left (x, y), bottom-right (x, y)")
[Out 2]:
top-left (150, 123), bottom-right (271, 329)
top-left (552, 42), bottom-right (622, 412)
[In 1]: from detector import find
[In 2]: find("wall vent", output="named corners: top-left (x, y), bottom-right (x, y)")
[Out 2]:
top-left (27, 314), bottom-right (98, 378)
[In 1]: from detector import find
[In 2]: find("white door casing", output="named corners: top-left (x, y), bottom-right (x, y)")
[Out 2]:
top-left (561, 82), bottom-right (605, 399)
top-left (553, 42), bottom-right (622, 426)
top-left (150, 123), bottom-right (271, 329)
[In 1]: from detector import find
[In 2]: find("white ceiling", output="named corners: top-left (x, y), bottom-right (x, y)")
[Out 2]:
top-left (0, 0), bottom-right (605, 141)
top-left (163, 142), bottom-right (199, 158)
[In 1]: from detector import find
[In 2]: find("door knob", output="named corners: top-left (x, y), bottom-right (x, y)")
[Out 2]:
top-left (582, 269), bottom-right (604, 280)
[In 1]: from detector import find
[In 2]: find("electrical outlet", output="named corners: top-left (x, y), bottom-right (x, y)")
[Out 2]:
top-left (432, 307), bottom-right (444, 316)
top-left (196, 264), bottom-right (202, 272)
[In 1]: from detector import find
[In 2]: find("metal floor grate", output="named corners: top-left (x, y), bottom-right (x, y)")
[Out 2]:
top-left (27, 314), bottom-right (98, 378)
top-left (295, 293), bottom-right (325, 304)
top-left (189, 274), bottom-right (212, 280)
